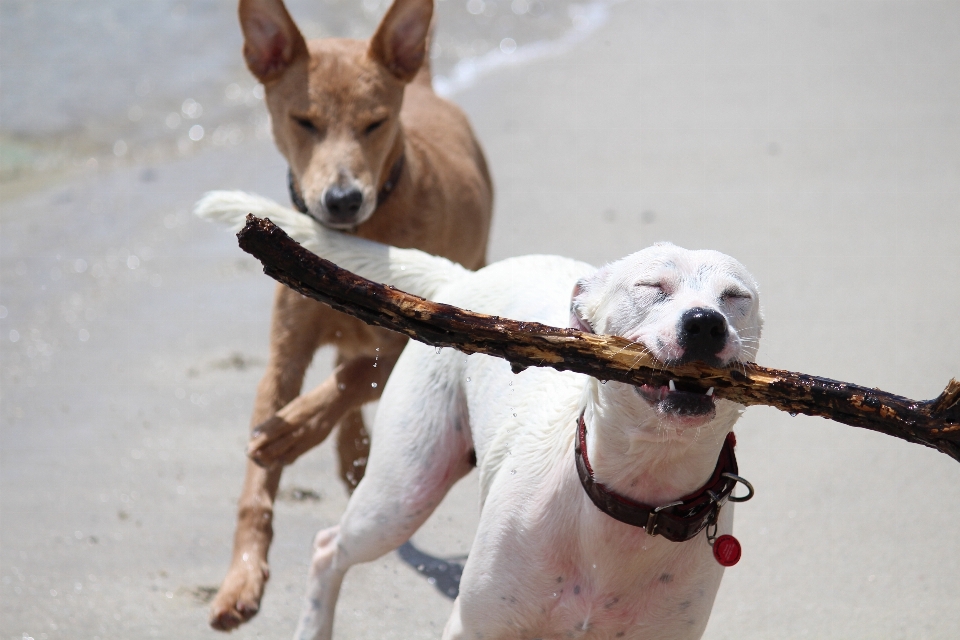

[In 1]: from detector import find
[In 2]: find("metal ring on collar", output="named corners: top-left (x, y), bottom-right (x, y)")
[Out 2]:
top-left (721, 472), bottom-right (755, 503)
top-left (653, 500), bottom-right (684, 513)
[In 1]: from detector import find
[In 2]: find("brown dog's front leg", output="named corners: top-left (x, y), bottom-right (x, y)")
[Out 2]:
top-left (247, 351), bottom-right (400, 468)
top-left (209, 462), bottom-right (280, 631)
top-left (210, 286), bottom-right (324, 631)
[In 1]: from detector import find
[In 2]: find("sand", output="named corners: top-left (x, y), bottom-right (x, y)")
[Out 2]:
top-left (2, 1), bottom-right (959, 638)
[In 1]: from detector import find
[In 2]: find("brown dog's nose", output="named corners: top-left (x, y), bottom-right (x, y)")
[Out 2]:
top-left (324, 185), bottom-right (364, 220)
top-left (678, 308), bottom-right (727, 363)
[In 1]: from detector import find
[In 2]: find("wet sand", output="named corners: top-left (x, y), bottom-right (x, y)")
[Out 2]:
top-left (3, 1), bottom-right (960, 638)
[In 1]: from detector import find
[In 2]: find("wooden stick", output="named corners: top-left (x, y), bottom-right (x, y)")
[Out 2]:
top-left (237, 215), bottom-right (960, 463)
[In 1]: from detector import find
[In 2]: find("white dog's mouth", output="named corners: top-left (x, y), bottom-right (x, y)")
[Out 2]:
top-left (635, 379), bottom-right (716, 420)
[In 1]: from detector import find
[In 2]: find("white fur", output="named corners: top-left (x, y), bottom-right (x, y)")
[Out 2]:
top-left (193, 190), bottom-right (468, 301)
top-left (194, 191), bottom-right (763, 639)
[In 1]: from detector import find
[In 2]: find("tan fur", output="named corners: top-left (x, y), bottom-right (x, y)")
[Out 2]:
top-left (210, 0), bottom-right (492, 630)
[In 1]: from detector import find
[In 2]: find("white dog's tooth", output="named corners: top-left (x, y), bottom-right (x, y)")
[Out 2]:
top-left (668, 380), bottom-right (676, 392)
top-left (706, 387), bottom-right (714, 396)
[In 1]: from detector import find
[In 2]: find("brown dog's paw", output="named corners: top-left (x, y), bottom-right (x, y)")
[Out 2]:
top-left (248, 429), bottom-right (295, 467)
top-left (248, 425), bottom-right (324, 468)
top-left (208, 561), bottom-right (269, 631)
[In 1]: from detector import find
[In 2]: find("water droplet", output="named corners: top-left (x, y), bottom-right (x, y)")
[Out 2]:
top-left (510, 469), bottom-right (516, 475)
top-left (789, 412), bottom-right (797, 417)
top-left (601, 380), bottom-right (607, 384)
top-left (181, 98), bottom-right (203, 119)
top-left (436, 347), bottom-right (442, 354)
top-left (466, 377), bottom-right (471, 382)
top-left (371, 382), bottom-right (378, 388)
top-left (372, 363), bottom-right (377, 367)
top-left (513, 413), bottom-right (517, 417)
top-left (338, 383), bottom-right (346, 390)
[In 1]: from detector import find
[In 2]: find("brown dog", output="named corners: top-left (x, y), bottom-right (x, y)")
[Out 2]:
top-left (209, 0), bottom-right (492, 630)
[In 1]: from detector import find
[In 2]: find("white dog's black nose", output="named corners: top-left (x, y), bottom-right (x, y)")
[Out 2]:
top-left (678, 308), bottom-right (727, 363)
top-left (324, 185), bottom-right (364, 220)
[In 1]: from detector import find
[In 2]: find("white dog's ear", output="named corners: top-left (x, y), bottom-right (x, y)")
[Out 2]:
top-left (368, 0), bottom-right (434, 82)
top-left (570, 266), bottom-right (614, 334)
top-left (570, 279), bottom-right (597, 334)
top-left (238, 0), bottom-right (308, 82)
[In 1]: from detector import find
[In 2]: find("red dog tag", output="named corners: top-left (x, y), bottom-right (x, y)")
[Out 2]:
top-left (712, 534), bottom-right (741, 567)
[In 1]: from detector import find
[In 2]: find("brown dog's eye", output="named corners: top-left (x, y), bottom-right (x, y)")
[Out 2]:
top-left (293, 117), bottom-right (318, 133)
top-left (364, 118), bottom-right (386, 135)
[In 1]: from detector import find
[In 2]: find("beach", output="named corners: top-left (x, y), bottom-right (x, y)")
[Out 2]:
top-left (2, 1), bottom-right (959, 638)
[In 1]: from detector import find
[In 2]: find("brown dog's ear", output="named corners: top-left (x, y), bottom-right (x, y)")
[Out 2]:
top-left (368, 0), bottom-right (433, 82)
top-left (238, 0), bottom-right (307, 82)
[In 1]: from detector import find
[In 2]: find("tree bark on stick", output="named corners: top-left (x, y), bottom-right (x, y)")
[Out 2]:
top-left (237, 215), bottom-right (960, 463)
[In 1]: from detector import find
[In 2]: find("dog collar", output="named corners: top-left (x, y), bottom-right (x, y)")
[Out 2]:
top-left (375, 152), bottom-right (405, 208)
top-left (574, 414), bottom-right (753, 545)
top-left (287, 152), bottom-right (406, 217)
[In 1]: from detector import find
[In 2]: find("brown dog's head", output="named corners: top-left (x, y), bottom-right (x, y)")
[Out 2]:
top-left (239, 0), bottom-right (432, 229)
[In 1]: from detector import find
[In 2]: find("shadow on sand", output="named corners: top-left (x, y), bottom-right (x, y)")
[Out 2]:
top-left (396, 541), bottom-right (467, 600)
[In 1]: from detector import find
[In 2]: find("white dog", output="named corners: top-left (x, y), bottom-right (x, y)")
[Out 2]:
top-left (196, 192), bottom-right (763, 640)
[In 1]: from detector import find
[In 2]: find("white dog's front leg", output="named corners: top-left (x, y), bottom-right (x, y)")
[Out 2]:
top-left (291, 344), bottom-right (474, 639)
top-left (441, 597), bottom-right (465, 640)
top-left (294, 526), bottom-right (343, 640)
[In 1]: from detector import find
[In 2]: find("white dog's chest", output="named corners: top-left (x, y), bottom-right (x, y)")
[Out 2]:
top-left (464, 459), bottom-right (728, 639)
top-left (484, 536), bottom-right (722, 639)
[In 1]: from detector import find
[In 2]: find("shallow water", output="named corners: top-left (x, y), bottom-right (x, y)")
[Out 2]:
top-left (0, 0), bottom-right (615, 188)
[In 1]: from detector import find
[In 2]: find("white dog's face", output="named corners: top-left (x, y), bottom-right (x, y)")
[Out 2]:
top-left (571, 242), bottom-right (762, 432)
